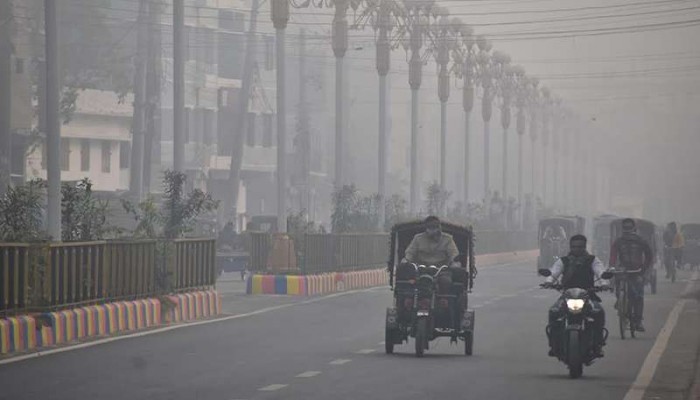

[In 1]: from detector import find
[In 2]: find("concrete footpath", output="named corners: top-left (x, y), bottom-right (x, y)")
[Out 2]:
top-left (640, 271), bottom-right (700, 400)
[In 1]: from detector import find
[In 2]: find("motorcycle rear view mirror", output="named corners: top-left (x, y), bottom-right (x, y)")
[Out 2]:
top-left (601, 271), bottom-right (614, 280)
top-left (538, 269), bottom-right (552, 277)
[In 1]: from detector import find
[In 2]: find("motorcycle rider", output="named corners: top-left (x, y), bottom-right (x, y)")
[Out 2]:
top-left (402, 215), bottom-right (460, 267)
top-left (609, 218), bottom-right (654, 332)
top-left (543, 234), bottom-right (610, 358)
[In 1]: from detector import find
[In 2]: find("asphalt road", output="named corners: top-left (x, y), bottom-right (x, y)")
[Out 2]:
top-left (0, 261), bottom-right (693, 400)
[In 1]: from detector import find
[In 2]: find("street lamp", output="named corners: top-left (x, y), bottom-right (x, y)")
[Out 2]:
top-left (512, 66), bottom-right (527, 230)
top-left (551, 96), bottom-right (562, 211)
top-left (452, 23), bottom-right (475, 207)
top-left (475, 35), bottom-right (493, 200)
top-left (353, 0), bottom-right (404, 229)
top-left (430, 11), bottom-right (458, 193)
top-left (290, 0), bottom-right (350, 190)
top-left (540, 86), bottom-right (552, 208)
top-left (527, 78), bottom-right (539, 207)
top-left (497, 59), bottom-right (514, 203)
top-left (400, 0), bottom-right (440, 213)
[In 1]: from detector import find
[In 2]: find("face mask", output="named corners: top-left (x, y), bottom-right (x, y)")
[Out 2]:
top-left (426, 228), bottom-right (441, 238)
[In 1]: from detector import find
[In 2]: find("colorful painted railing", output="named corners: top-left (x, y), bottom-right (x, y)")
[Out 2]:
top-left (0, 238), bottom-right (216, 315)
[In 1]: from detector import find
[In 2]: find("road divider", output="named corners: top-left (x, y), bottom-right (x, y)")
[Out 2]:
top-left (246, 250), bottom-right (538, 296)
top-left (0, 290), bottom-right (221, 356)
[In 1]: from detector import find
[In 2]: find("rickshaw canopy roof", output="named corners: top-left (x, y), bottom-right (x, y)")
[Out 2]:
top-left (389, 220), bottom-right (474, 266)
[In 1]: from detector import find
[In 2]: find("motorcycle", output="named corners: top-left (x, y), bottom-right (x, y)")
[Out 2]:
top-left (538, 268), bottom-right (613, 378)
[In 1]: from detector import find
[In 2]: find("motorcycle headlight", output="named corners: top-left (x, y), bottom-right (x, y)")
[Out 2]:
top-left (566, 299), bottom-right (585, 314)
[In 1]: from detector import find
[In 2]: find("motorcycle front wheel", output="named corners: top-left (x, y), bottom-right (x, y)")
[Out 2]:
top-left (567, 330), bottom-right (583, 379)
top-left (415, 318), bottom-right (427, 358)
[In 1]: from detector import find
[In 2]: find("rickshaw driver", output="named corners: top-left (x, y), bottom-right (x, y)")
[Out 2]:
top-left (402, 216), bottom-right (460, 267)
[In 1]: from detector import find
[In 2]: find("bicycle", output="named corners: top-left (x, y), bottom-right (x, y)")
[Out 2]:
top-left (610, 268), bottom-right (643, 339)
top-left (663, 246), bottom-right (677, 282)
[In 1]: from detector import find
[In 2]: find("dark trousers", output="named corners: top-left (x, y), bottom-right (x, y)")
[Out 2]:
top-left (548, 298), bottom-right (606, 352)
top-left (628, 275), bottom-right (645, 323)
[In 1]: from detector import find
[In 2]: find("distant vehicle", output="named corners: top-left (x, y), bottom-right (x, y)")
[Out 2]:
top-left (538, 216), bottom-right (586, 272)
top-left (681, 223), bottom-right (700, 269)
top-left (591, 214), bottom-right (619, 266)
top-left (385, 220), bottom-right (477, 357)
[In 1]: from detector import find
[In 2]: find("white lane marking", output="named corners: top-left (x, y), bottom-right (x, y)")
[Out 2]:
top-left (0, 287), bottom-right (381, 366)
top-left (329, 359), bottom-right (352, 365)
top-left (356, 349), bottom-right (376, 354)
top-left (378, 341), bottom-right (385, 345)
top-left (623, 269), bottom-right (698, 400)
top-left (296, 371), bottom-right (321, 378)
top-left (258, 384), bottom-right (288, 392)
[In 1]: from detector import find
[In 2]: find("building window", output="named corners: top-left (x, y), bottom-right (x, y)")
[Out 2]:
top-left (246, 112), bottom-right (256, 147)
top-left (101, 141), bottom-right (111, 173)
top-left (265, 36), bottom-right (274, 71)
top-left (15, 58), bottom-right (24, 74)
top-left (41, 141), bottom-right (47, 169)
top-left (263, 114), bottom-right (273, 147)
top-left (80, 139), bottom-right (90, 171)
top-left (60, 139), bottom-right (70, 171)
top-left (184, 107), bottom-right (192, 143)
top-left (120, 142), bottom-right (130, 169)
top-left (219, 10), bottom-right (244, 32)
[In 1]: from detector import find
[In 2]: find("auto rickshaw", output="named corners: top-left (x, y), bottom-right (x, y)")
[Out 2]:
top-left (592, 215), bottom-right (619, 266)
top-left (681, 223), bottom-right (700, 269)
top-left (610, 218), bottom-right (658, 294)
top-left (538, 216), bottom-right (586, 271)
top-left (385, 220), bottom-right (476, 357)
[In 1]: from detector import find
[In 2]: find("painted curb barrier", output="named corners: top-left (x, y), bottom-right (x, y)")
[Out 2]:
top-left (165, 290), bottom-right (222, 323)
top-left (247, 269), bottom-right (388, 296)
top-left (245, 250), bottom-right (538, 296)
top-left (1, 290), bottom-right (221, 355)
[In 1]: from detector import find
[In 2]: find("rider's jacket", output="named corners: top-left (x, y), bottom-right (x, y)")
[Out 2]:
top-left (547, 252), bottom-right (608, 289)
top-left (404, 232), bottom-right (459, 266)
top-left (610, 233), bottom-right (653, 272)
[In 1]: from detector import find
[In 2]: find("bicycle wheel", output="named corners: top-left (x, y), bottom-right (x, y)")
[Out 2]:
top-left (617, 286), bottom-right (627, 340)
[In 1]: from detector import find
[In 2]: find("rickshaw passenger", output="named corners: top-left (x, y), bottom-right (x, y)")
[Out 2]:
top-left (402, 216), bottom-right (459, 267)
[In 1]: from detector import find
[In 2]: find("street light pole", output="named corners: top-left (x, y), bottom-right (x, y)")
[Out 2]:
top-left (476, 37), bottom-right (493, 201)
top-left (541, 88), bottom-right (551, 208)
top-left (332, 0), bottom-right (349, 189)
top-left (173, 0), bottom-right (185, 173)
top-left (45, 0), bottom-right (61, 239)
top-left (406, 6), bottom-right (425, 214)
top-left (272, 0), bottom-right (289, 232)
top-left (456, 25), bottom-right (475, 207)
top-left (376, 1), bottom-right (392, 229)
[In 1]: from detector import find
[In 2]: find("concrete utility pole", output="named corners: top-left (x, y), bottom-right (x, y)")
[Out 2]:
top-left (0, 0), bottom-right (12, 196)
top-left (376, 1), bottom-right (391, 229)
top-left (271, 0), bottom-right (288, 232)
top-left (333, 0), bottom-right (349, 190)
top-left (298, 28), bottom-right (310, 221)
top-left (130, 0), bottom-right (148, 200)
top-left (173, 0), bottom-right (185, 172)
top-left (45, 0), bottom-right (61, 239)
top-left (226, 0), bottom-right (260, 225)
